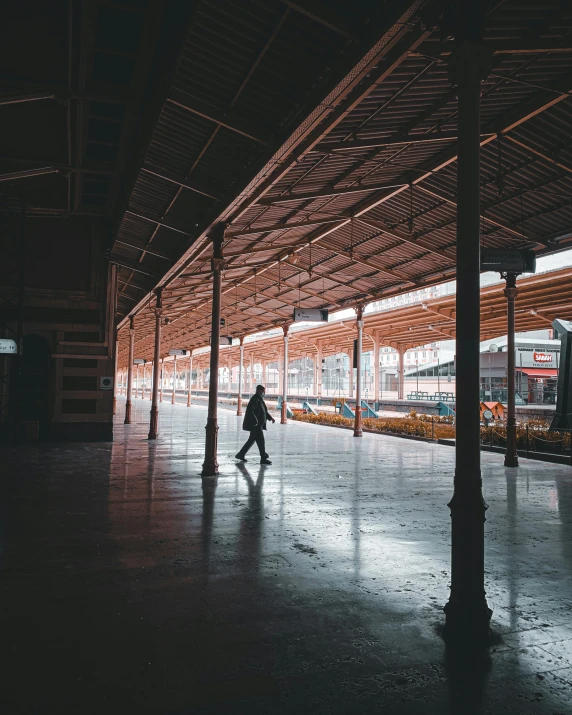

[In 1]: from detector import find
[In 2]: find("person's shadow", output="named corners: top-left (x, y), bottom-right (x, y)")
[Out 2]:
top-left (235, 462), bottom-right (266, 567)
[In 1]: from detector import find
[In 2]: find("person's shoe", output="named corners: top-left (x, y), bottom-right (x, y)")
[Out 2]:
top-left (235, 453), bottom-right (247, 461)
top-left (260, 458), bottom-right (272, 465)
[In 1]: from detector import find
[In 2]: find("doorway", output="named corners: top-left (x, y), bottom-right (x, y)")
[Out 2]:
top-left (13, 334), bottom-right (52, 440)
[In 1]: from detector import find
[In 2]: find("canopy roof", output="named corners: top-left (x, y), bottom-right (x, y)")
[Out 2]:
top-left (112, 0), bottom-right (572, 360)
top-left (119, 267), bottom-right (572, 369)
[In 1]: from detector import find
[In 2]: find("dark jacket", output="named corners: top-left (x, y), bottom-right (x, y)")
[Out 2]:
top-left (243, 393), bottom-right (271, 432)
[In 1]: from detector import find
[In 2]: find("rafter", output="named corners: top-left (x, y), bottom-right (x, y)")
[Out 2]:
top-left (503, 135), bottom-right (572, 176)
top-left (227, 217), bottom-right (345, 238)
top-left (125, 210), bottom-right (194, 237)
top-left (167, 91), bottom-right (270, 145)
top-left (415, 185), bottom-right (528, 240)
top-left (315, 132), bottom-right (492, 153)
top-left (279, 0), bottom-right (356, 40)
top-left (140, 167), bottom-right (219, 200)
top-left (255, 182), bottom-right (407, 206)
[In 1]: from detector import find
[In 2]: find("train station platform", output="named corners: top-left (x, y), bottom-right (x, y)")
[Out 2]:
top-left (2, 397), bottom-right (572, 714)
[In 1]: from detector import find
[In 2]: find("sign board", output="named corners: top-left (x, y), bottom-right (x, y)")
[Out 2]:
top-left (0, 339), bottom-right (18, 355)
top-left (481, 248), bottom-right (536, 274)
top-left (169, 349), bottom-right (187, 356)
top-left (100, 376), bottom-right (114, 391)
top-left (293, 308), bottom-right (329, 323)
top-left (133, 358), bottom-right (146, 365)
top-left (208, 336), bottom-right (233, 346)
top-left (483, 409), bottom-right (493, 421)
top-left (533, 352), bottom-right (553, 363)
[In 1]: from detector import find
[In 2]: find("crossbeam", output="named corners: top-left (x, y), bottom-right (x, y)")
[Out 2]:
top-left (227, 217), bottom-right (345, 238)
top-left (141, 167), bottom-right (219, 200)
top-left (0, 167), bottom-right (61, 182)
top-left (168, 91), bottom-right (270, 145)
top-left (256, 182), bottom-right (407, 206)
top-left (125, 210), bottom-right (194, 237)
top-left (315, 131), bottom-right (492, 153)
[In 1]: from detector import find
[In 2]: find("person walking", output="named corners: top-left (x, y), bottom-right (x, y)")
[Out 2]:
top-left (236, 384), bottom-right (275, 465)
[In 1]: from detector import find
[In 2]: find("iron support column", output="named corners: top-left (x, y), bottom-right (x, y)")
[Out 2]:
top-left (187, 353), bottom-right (193, 406)
top-left (202, 224), bottom-right (225, 477)
top-left (148, 289), bottom-right (163, 440)
top-left (398, 347), bottom-right (406, 399)
top-left (237, 339), bottom-right (244, 416)
top-left (444, 36), bottom-right (492, 642)
top-left (124, 317), bottom-right (135, 424)
top-left (172, 355), bottom-right (177, 404)
top-left (113, 333), bottom-right (119, 415)
top-left (504, 273), bottom-right (519, 467)
top-left (316, 342), bottom-right (323, 399)
top-left (262, 361), bottom-right (267, 387)
top-left (348, 348), bottom-right (354, 398)
top-left (373, 334), bottom-right (380, 404)
top-left (281, 325), bottom-right (289, 424)
top-left (354, 306), bottom-right (364, 437)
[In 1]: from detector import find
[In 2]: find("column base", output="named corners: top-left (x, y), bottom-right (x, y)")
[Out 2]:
top-left (280, 402), bottom-right (287, 425)
top-left (444, 473), bottom-right (492, 645)
top-left (202, 417), bottom-right (219, 476)
top-left (505, 423), bottom-right (518, 467)
top-left (187, 393), bottom-right (192, 407)
top-left (443, 598), bottom-right (493, 645)
top-left (354, 406), bottom-right (362, 437)
top-left (124, 401), bottom-right (132, 424)
top-left (148, 406), bottom-right (159, 440)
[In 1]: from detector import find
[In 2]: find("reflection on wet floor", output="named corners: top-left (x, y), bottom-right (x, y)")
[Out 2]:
top-left (2, 397), bottom-right (572, 713)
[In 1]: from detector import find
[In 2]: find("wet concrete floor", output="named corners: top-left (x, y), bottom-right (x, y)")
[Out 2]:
top-left (2, 397), bottom-right (572, 713)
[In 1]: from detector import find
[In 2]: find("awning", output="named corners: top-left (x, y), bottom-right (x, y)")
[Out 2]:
top-left (517, 368), bottom-right (559, 378)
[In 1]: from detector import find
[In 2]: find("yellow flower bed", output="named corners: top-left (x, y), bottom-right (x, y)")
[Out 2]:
top-left (292, 412), bottom-right (455, 439)
top-left (293, 412), bottom-right (570, 452)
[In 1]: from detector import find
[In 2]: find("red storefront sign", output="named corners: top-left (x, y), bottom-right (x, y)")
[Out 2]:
top-left (533, 352), bottom-right (553, 363)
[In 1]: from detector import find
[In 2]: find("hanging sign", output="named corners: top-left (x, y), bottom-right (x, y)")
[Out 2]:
top-left (133, 358), bottom-right (146, 365)
top-left (209, 336), bottom-right (233, 346)
top-left (0, 339), bottom-right (18, 355)
top-left (169, 349), bottom-right (187, 356)
top-left (480, 249), bottom-right (536, 273)
top-left (293, 308), bottom-right (329, 322)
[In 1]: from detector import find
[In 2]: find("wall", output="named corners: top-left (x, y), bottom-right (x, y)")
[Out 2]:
top-left (0, 215), bottom-right (116, 442)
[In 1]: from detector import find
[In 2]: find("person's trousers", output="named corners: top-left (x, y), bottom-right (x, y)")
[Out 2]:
top-left (238, 427), bottom-right (268, 459)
